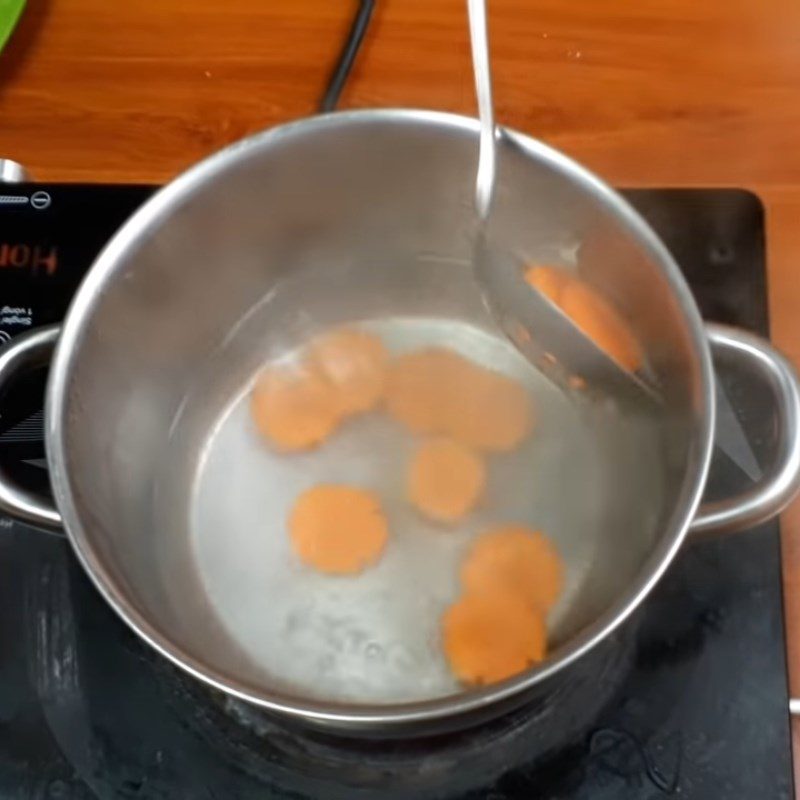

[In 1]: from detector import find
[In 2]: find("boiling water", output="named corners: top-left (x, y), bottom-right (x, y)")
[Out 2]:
top-left (186, 316), bottom-right (641, 704)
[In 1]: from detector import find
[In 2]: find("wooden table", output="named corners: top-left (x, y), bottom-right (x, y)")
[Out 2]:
top-left (2, 0), bottom-right (800, 780)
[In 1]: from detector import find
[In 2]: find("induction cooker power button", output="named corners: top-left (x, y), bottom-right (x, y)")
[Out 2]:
top-left (30, 191), bottom-right (51, 210)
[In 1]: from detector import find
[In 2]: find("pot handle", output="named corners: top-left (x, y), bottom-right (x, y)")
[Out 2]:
top-left (690, 322), bottom-right (800, 536)
top-left (0, 325), bottom-right (62, 531)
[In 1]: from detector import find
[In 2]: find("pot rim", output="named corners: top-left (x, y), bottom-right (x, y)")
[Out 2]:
top-left (45, 108), bottom-right (715, 730)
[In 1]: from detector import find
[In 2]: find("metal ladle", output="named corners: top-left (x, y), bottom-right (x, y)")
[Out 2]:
top-left (466, 0), bottom-right (659, 406)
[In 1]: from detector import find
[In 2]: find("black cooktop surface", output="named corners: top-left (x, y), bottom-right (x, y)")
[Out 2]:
top-left (0, 185), bottom-right (792, 798)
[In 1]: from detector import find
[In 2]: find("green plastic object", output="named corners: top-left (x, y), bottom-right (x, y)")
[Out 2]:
top-left (0, 0), bottom-right (25, 54)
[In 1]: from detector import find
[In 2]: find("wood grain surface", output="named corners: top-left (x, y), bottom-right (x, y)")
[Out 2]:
top-left (3, 0), bottom-right (800, 780)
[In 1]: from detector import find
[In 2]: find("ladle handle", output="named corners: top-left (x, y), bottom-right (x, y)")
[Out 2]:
top-left (690, 323), bottom-right (800, 536)
top-left (466, 0), bottom-right (496, 219)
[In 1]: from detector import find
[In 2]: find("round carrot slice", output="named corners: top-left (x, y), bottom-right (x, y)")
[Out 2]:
top-left (385, 348), bottom-right (465, 434)
top-left (309, 327), bottom-right (388, 414)
top-left (560, 280), bottom-right (642, 372)
top-left (524, 264), bottom-right (569, 304)
top-left (386, 347), bottom-right (534, 451)
top-left (251, 362), bottom-right (342, 452)
top-left (444, 366), bottom-right (533, 452)
top-left (461, 525), bottom-right (564, 614)
top-left (524, 264), bottom-right (643, 373)
top-left (442, 590), bottom-right (546, 685)
top-left (407, 438), bottom-right (486, 524)
top-left (289, 484), bottom-right (389, 575)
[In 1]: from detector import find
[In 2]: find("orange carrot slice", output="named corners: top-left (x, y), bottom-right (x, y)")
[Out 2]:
top-left (385, 348), bottom-right (465, 435)
top-left (289, 484), bottom-right (389, 574)
top-left (444, 365), bottom-right (533, 452)
top-left (407, 438), bottom-right (486, 524)
top-left (461, 524), bottom-right (564, 614)
top-left (251, 362), bottom-right (342, 452)
top-left (309, 327), bottom-right (388, 414)
top-left (524, 263), bottom-right (643, 372)
top-left (442, 590), bottom-right (546, 685)
top-left (560, 280), bottom-right (643, 372)
top-left (386, 347), bottom-right (534, 451)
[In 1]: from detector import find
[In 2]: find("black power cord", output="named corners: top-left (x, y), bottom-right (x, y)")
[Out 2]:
top-left (318, 0), bottom-right (376, 113)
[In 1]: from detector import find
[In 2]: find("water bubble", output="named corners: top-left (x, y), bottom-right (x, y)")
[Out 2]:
top-left (366, 642), bottom-right (384, 660)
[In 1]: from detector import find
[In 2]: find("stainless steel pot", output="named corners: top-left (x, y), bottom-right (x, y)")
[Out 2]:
top-left (1, 110), bottom-right (799, 735)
